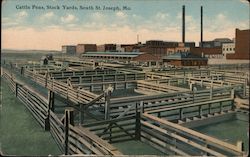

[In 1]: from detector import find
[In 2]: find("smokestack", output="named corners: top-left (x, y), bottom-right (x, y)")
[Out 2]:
top-left (182, 5), bottom-right (185, 43)
top-left (137, 34), bottom-right (139, 44)
top-left (201, 6), bottom-right (203, 48)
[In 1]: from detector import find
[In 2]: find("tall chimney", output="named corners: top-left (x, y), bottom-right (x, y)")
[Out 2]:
top-left (182, 5), bottom-right (185, 43)
top-left (201, 6), bottom-right (203, 48)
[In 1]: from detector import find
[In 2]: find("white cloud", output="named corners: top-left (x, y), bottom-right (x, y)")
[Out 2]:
top-left (155, 12), bottom-right (169, 20)
top-left (2, 17), bottom-right (19, 27)
top-left (3, 11), bottom-right (28, 27)
top-left (116, 11), bottom-right (127, 18)
top-left (40, 12), bottom-right (55, 22)
top-left (16, 11), bottom-right (28, 18)
top-left (44, 12), bottom-right (54, 18)
top-left (217, 13), bottom-right (226, 20)
top-left (92, 12), bottom-right (104, 20)
top-left (61, 14), bottom-right (78, 23)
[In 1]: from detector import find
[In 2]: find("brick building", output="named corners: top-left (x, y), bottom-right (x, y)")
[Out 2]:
top-left (142, 40), bottom-right (193, 57)
top-left (190, 47), bottom-right (222, 59)
top-left (144, 40), bottom-right (179, 56)
top-left (76, 44), bottom-right (97, 54)
top-left (97, 44), bottom-right (116, 52)
top-left (199, 38), bottom-right (232, 48)
top-left (163, 52), bottom-right (208, 66)
top-left (132, 53), bottom-right (162, 66)
top-left (226, 29), bottom-right (250, 60)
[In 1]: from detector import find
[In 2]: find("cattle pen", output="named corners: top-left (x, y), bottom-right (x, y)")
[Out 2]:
top-left (1, 56), bottom-right (249, 156)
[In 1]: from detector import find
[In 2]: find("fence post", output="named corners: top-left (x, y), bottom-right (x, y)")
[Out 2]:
top-left (179, 108), bottom-right (183, 120)
top-left (79, 104), bottom-right (84, 125)
top-left (48, 90), bottom-right (55, 112)
top-left (140, 101), bottom-right (144, 113)
top-left (231, 88), bottom-right (235, 99)
top-left (45, 71), bottom-right (48, 88)
top-left (236, 141), bottom-right (244, 152)
top-left (64, 108), bottom-right (74, 155)
top-left (45, 90), bottom-right (54, 131)
top-left (104, 87), bottom-right (112, 120)
top-left (135, 102), bottom-right (141, 140)
top-left (20, 67), bottom-right (24, 75)
top-left (210, 86), bottom-right (213, 100)
top-left (45, 106), bottom-right (50, 131)
top-left (15, 82), bottom-right (19, 97)
top-left (243, 79), bottom-right (247, 97)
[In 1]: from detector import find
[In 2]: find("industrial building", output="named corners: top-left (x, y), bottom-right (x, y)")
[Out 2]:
top-left (190, 47), bottom-right (223, 59)
top-left (163, 52), bottom-right (208, 66)
top-left (132, 53), bottom-right (162, 67)
top-left (81, 51), bottom-right (143, 61)
top-left (76, 44), bottom-right (97, 54)
top-left (226, 29), bottom-right (250, 60)
top-left (222, 42), bottom-right (235, 59)
top-left (62, 45), bottom-right (76, 55)
top-left (199, 38), bottom-right (233, 48)
top-left (97, 44), bottom-right (117, 52)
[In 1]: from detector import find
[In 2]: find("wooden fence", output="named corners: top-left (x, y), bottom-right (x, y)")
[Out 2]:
top-left (109, 86), bottom-right (235, 118)
top-left (141, 113), bottom-right (244, 156)
top-left (1, 69), bottom-right (122, 155)
top-left (83, 114), bottom-right (138, 143)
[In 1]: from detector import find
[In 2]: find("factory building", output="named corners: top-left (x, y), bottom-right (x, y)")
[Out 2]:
top-left (81, 52), bottom-right (143, 61)
top-left (97, 44), bottom-right (117, 52)
top-left (226, 29), bottom-right (250, 60)
top-left (190, 47), bottom-right (223, 59)
top-left (76, 44), bottom-right (97, 54)
top-left (222, 43), bottom-right (235, 59)
top-left (199, 38), bottom-right (233, 48)
top-left (145, 40), bottom-right (179, 56)
top-left (62, 45), bottom-right (76, 55)
top-left (132, 53), bottom-right (162, 67)
top-left (163, 52), bottom-right (208, 66)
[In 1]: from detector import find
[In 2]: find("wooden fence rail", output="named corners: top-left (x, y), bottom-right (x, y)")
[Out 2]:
top-left (141, 113), bottom-right (244, 156)
top-left (1, 68), bottom-right (122, 156)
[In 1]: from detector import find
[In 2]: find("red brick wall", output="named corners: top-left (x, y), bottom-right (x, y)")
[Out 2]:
top-left (226, 29), bottom-right (250, 60)
top-left (169, 60), bottom-right (182, 66)
top-left (77, 44), bottom-right (96, 54)
top-left (190, 47), bottom-right (222, 56)
top-left (84, 44), bottom-right (97, 52)
top-left (165, 60), bottom-right (207, 66)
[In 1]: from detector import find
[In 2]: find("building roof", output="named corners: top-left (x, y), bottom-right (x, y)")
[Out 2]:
top-left (62, 45), bottom-right (76, 47)
top-left (213, 38), bottom-right (232, 42)
top-left (82, 51), bottom-right (144, 58)
top-left (163, 52), bottom-right (208, 61)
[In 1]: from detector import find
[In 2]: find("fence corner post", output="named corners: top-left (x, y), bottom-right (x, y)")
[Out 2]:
top-left (15, 82), bottom-right (19, 97)
top-left (135, 102), bottom-right (141, 140)
top-left (64, 107), bottom-right (74, 155)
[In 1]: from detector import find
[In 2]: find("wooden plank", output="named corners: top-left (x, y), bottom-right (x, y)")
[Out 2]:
top-left (147, 98), bottom-right (233, 114)
top-left (141, 120), bottom-right (226, 156)
top-left (142, 113), bottom-right (242, 154)
top-left (72, 126), bottom-right (122, 155)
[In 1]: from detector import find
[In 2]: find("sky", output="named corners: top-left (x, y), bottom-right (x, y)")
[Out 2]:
top-left (2, 0), bottom-right (249, 50)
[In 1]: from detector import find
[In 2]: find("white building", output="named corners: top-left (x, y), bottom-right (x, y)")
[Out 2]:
top-left (222, 43), bottom-right (235, 59)
top-left (116, 44), bottom-right (125, 52)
